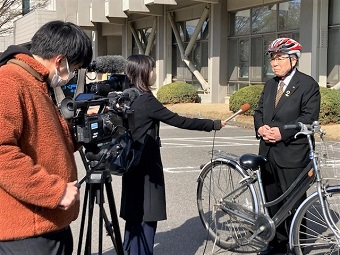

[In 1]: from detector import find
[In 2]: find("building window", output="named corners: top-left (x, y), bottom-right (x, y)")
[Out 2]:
top-left (22, 0), bottom-right (30, 15)
top-left (171, 19), bottom-right (209, 89)
top-left (229, 10), bottom-right (250, 36)
top-left (252, 5), bottom-right (277, 34)
top-left (278, 1), bottom-right (300, 30)
top-left (227, 0), bottom-right (301, 91)
top-left (132, 27), bottom-right (156, 59)
top-left (329, 0), bottom-right (340, 25)
top-left (327, 0), bottom-right (340, 86)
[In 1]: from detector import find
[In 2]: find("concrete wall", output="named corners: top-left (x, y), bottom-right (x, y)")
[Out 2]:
top-left (14, 10), bottom-right (57, 45)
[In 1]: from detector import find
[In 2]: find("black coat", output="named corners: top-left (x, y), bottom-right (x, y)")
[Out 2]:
top-left (120, 91), bottom-right (219, 222)
top-left (254, 70), bottom-right (320, 168)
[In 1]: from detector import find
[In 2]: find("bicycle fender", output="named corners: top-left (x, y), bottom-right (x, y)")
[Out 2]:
top-left (196, 158), bottom-right (241, 182)
top-left (289, 185), bottom-right (340, 250)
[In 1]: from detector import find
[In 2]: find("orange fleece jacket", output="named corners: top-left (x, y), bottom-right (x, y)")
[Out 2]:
top-left (0, 53), bottom-right (79, 240)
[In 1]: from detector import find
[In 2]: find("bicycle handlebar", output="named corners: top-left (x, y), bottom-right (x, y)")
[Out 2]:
top-left (283, 121), bottom-right (326, 139)
top-left (283, 123), bottom-right (303, 130)
top-left (283, 122), bottom-right (314, 130)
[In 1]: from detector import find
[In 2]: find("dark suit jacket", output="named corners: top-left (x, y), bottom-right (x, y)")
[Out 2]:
top-left (120, 90), bottom-right (219, 222)
top-left (254, 70), bottom-right (320, 168)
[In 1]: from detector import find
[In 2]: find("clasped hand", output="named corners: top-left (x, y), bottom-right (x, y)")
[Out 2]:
top-left (258, 125), bottom-right (282, 143)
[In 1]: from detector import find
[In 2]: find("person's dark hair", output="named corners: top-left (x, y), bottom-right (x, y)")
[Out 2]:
top-left (125, 54), bottom-right (155, 93)
top-left (30, 20), bottom-right (93, 68)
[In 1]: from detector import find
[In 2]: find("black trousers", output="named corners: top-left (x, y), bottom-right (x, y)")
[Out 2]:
top-left (0, 226), bottom-right (73, 255)
top-left (262, 149), bottom-right (307, 251)
top-left (123, 220), bottom-right (157, 255)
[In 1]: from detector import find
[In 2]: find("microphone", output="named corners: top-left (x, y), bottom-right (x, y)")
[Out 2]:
top-left (225, 103), bottom-right (251, 122)
top-left (122, 88), bottom-right (141, 101)
top-left (88, 55), bottom-right (127, 73)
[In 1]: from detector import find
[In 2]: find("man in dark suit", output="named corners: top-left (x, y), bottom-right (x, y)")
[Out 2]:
top-left (254, 38), bottom-right (320, 255)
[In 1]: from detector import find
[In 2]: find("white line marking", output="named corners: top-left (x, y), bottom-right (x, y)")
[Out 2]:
top-left (163, 166), bottom-right (202, 173)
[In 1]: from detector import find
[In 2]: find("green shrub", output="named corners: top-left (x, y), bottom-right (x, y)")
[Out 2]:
top-left (157, 81), bottom-right (200, 104)
top-left (229, 85), bottom-right (340, 124)
top-left (319, 87), bottom-right (340, 125)
top-left (229, 85), bottom-right (264, 116)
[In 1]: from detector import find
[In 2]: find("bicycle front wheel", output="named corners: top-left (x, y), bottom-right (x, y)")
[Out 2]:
top-left (291, 186), bottom-right (340, 254)
top-left (196, 159), bottom-right (261, 251)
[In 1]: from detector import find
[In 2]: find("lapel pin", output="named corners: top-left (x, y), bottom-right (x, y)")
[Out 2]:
top-left (285, 90), bottom-right (291, 97)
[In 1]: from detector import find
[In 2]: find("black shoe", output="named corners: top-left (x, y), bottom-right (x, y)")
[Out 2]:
top-left (257, 245), bottom-right (288, 255)
top-left (285, 249), bottom-right (295, 255)
top-left (257, 246), bottom-right (274, 255)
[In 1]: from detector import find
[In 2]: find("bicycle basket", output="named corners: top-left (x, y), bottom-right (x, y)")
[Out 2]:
top-left (317, 141), bottom-right (340, 180)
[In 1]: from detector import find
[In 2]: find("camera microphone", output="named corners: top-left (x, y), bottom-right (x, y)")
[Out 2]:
top-left (88, 55), bottom-right (127, 74)
top-left (122, 88), bottom-right (141, 102)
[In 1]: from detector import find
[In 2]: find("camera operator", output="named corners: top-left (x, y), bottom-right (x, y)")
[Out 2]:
top-left (120, 54), bottom-right (226, 255)
top-left (0, 21), bottom-right (92, 255)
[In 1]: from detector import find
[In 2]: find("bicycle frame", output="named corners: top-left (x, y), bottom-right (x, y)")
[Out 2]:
top-left (258, 122), bottom-right (340, 240)
top-left (257, 160), bottom-right (315, 228)
top-left (219, 121), bottom-right (340, 244)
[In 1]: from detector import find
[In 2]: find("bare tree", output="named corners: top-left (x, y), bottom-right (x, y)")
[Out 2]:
top-left (0, 0), bottom-right (50, 36)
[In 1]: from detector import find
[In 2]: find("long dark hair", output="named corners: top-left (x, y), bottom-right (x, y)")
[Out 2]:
top-left (125, 54), bottom-right (155, 93)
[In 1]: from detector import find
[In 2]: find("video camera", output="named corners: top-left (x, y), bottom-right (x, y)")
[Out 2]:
top-left (61, 92), bottom-right (134, 146)
top-left (60, 55), bottom-right (134, 148)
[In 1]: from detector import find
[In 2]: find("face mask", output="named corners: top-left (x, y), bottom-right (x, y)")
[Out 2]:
top-left (149, 69), bottom-right (156, 86)
top-left (50, 59), bottom-right (75, 88)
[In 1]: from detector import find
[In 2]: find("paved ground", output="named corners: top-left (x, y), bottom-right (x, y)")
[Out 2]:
top-left (71, 124), bottom-right (259, 255)
top-left (71, 112), bottom-right (340, 255)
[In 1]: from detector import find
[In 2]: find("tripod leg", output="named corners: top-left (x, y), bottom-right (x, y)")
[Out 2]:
top-left (98, 184), bottom-right (104, 254)
top-left (84, 183), bottom-right (97, 255)
top-left (77, 182), bottom-right (90, 255)
top-left (105, 181), bottom-right (125, 255)
top-left (77, 170), bottom-right (124, 255)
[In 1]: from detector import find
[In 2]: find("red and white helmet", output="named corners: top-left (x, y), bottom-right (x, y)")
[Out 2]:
top-left (267, 38), bottom-right (302, 58)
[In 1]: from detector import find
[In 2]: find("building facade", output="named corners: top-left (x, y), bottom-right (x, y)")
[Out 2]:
top-left (5, 0), bottom-right (340, 102)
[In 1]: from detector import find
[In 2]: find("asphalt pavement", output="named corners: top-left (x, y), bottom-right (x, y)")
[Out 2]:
top-left (71, 124), bottom-right (259, 255)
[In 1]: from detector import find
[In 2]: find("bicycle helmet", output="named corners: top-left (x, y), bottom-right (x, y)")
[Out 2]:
top-left (267, 38), bottom-right (302, 58)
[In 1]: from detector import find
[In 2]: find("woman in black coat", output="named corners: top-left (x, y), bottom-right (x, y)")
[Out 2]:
top-left (120, 54), bottom-right (226, 255)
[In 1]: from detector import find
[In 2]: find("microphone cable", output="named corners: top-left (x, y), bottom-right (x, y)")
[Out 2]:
top-left (202, 129), bottom-right (218, 255)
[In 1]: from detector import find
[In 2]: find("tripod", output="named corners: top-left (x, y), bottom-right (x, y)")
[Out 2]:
top-left (77, 149), bottom-right (124, 255)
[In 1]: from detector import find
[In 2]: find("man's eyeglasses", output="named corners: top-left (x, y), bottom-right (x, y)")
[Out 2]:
top-left (270, 56), bottom-right (290, 62)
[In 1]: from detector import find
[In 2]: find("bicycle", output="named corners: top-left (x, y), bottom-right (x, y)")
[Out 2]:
top-left (197, 121), bottom-right (340, 254)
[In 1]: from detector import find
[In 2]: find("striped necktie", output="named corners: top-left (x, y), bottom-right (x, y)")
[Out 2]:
top-left (275, 81), bottom-right (285, 107)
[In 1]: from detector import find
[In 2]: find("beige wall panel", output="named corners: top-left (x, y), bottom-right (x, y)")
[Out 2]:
top-left (144, 0), bottom-right (177, 4)
top-left (107, 0), bottom-right (127, 18)
top-left (172, 4), bottom-right (206, 21)
top-left (56, 0), bottom-right (77, 23)
top-left (77, 0), bottom-right (93, 27)
top-left (192, 0), bottom-right (219, 3)
top-left (107, 36), bottom-right (123, 55)
top-left (145, 5), bottom-right (163, 16)
top-left (102, 23), bottom-right (123, 36)
top-left (123, 0), bottom-right (149, 12)
top-left (14, 10), bottom-right (57, 45)
top-left (107, 18), bottom-right (126, 25)
top-left (0, 36), bottom-right (14, 52)
top-left (132, 16), bottom-right (157, 29)
top-left (227, 0), bottom-right (283, 11)
top-left (92, 0), bottom-right (109, 22)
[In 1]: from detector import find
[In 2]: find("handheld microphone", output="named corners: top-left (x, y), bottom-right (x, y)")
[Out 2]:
top-left (225, 103), bottom-right (251, 122)
top-left (88, 55), bottom-right (127, 74)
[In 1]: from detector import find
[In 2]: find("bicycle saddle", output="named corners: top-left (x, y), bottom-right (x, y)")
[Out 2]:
top-left (239, 154), bottom-right (267, 170)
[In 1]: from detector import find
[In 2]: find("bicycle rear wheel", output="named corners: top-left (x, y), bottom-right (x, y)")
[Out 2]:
top-left (291, 186), bottom-right (340, 254)
top-left (196, 159), bottom-right (263, 251)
